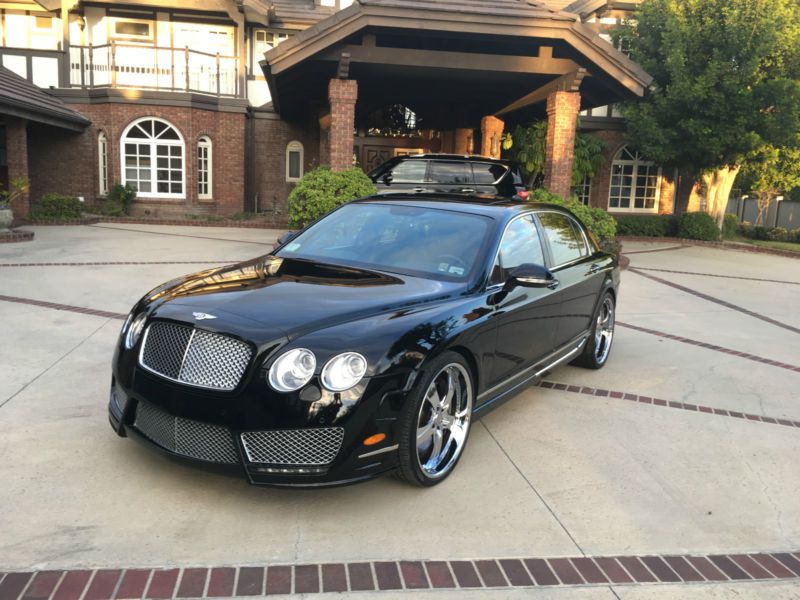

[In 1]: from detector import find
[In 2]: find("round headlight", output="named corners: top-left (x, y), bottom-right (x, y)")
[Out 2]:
top-left (268, 348), bottom-right (317, 392)
top-left (321, 352), bottom-right (367, 392)
top-left (124, 312), bottom-right (148, 350)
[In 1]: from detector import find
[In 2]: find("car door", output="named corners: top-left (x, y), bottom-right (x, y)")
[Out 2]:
top-left (535, 211), bottom-right (606, 347)
top-left (485, 214), bottom-right (560, 392)
top-left (426, 160), bottom-right (473, 194)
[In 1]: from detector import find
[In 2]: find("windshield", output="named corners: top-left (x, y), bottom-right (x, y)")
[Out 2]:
top-left (277, 203), bottom-right (493, 281)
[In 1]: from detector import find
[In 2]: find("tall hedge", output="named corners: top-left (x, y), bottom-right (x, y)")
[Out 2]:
top-left (287, 167), bottom-right (376, 228)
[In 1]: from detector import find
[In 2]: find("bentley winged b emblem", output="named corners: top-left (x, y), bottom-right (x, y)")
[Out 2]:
top-left (192, 312), bottom-right (217, 321)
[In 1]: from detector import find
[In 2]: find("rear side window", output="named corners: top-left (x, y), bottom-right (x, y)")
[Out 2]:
top-left (472, 163), bottom-right (507, 184)
top-left (538, 212), bottom-right (588, 266)
top-left (390, 160), bottom-right (427, 183)
top-left (427, 161), bottom-right (471, 184)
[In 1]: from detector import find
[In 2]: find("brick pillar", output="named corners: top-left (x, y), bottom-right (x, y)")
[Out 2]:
top-left (6, 118), bottom-right (30, 217)
top-left (480, 116), bottom-right (504, 159)
top-left (328, 78), bottom-right (357, 171)
top-left (318, 113), bottom-right (331, 168)
top-left (454, 128), bottom-right (473, 155)
top-left (543, 91), bottom-right (581, 198)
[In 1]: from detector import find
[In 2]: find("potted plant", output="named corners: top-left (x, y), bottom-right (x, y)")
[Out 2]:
top-left (0, 177), bottom-right (29, 232)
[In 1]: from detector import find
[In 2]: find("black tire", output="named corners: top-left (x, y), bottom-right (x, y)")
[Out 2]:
top-left (571, 291), bottom-right (616, 369)
top-left (396, 351), bottom-right (475, 487)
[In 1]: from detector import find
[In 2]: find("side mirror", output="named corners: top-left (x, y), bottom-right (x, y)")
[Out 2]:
top-left (382, 173), bottom-right (393, 185)
top-left (276, 231), bottom-right (296, 247)
top-left (507, 263), bottom-right (557, 288)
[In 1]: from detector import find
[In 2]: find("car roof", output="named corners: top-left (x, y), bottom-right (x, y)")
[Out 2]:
top-left (391, 153), bottom-right (514, 165)
top-left (354, 193), bottom-right (574, 220)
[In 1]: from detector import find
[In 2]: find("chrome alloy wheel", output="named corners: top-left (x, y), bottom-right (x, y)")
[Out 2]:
top-left (415, 363), bottom-right (473, 479)
top-left (594, 297), bottom-right (615, 364)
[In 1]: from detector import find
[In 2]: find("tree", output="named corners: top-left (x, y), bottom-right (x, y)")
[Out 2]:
top-left (616, 0), bottom-right (800, 227)
top-left (737, 142), bottom-right (800, 224)
top-left (501, 119), bottom-right (606, 188)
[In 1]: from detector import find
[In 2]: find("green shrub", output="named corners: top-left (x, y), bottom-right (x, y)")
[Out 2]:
top-left (767, 227), bottom-right (790, 242)
top-left (677, 212), bottom-right (720, 241)
top-left (615, 214), bottom-right (678, 237)
top-left (528, 188), bottom-right (618, 244)
top-left (29, 193), bottom-right (83, 219)
top-left (722, 213), bottom-right (739, 239)
top-left (110, 183), bottom-right (137, 215)
top-left (287, 166), bottom-right (376, 228)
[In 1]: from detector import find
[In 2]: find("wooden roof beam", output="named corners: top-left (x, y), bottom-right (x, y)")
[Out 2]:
top-left (495, 67), bottom-right (587, 117)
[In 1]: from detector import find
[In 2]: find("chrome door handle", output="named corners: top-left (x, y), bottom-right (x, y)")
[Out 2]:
top-left (586, 263), bottom-right (601, 275)
top-left (460, 188), bottom-right (475, 193)
top-left (547, 278), bottom-right (560, 289)
top-left (412, 187), bottom-right (425, 193)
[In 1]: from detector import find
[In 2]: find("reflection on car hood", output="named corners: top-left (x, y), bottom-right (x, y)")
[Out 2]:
top-left (145, 256), bottom-right (460, 337)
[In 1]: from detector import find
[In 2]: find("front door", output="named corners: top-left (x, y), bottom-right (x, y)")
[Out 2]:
top-left (486, 214), bottom-right (560, 393)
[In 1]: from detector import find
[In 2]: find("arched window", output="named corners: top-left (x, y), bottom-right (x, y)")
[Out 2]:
top-left (608, 146), bottom-right (661, 212)
top-left (97, 131), bottom-right (109, 197)
top-left (121, 117), bottom-right (185, 198)
top-left (286, 140), bottom-right (303, 182)
top-left (197, 136), bottom-right (212, 199)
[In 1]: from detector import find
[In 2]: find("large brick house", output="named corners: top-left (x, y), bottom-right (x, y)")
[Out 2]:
top-left (1, 0), bottom-right (666, 224)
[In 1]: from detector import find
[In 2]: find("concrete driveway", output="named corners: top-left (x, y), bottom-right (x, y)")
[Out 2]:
top-left (1, 225), bottom-right (799, 599)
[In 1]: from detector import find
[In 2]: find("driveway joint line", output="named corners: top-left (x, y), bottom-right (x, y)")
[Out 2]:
top-left (87, 224), bottom-right (273, 246)
top-left (0, 319), bottom-right (110, 411)
top-left (628, 267), bottom-right (800, 335)
top-left (0, 261), bottom-right (239, 267)
top-left (0, 295), bottom-right (127, 320)
top-left (536, 380), bottom-right (800, 429)
top-left (479, 420), bottom-right (586, 557)
top-left (630, 267), bottom-right (800, 286)
top-left (617, 321), bottom-right (800, 373)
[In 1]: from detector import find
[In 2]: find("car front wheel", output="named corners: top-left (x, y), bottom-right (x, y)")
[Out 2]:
top-left (396, 352), bottom-right (474, 486)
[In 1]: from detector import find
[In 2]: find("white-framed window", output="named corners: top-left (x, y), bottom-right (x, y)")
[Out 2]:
top-left (198, 136), bottom-right (212, 199)
top-left (254, 30), bottom-right (291, 56)
top-left (98, 131), bottom-right (109, 197)
top-left (608, 146), bottom-right (661, 212)
top-left (120, 117), bottom-right (185, 198)
top-left (286, 140), bottom-right (303, 182)
top-left (111, 18), bottom-right (154, 42)
top-left (573, 174), bottom-right (591, 205)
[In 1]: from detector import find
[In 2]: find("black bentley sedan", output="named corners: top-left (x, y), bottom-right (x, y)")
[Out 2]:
top-left (109, 195), bottom-right (619, 487)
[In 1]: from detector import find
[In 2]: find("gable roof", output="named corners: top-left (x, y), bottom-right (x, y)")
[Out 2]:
top-left (0, 67), bottom-right (90, 131)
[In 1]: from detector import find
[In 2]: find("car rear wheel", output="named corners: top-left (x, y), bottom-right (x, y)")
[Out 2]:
top-left (396, 352), bottom-right (474, 486)
top-left (572, 292), bottom-right (615, 369)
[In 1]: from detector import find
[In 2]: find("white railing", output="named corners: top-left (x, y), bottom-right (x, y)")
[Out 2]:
top-left (69, 43), bottom-right (239, 96)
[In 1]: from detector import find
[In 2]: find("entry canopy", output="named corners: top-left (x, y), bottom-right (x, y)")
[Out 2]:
top-left (261, 0), bottom-right (652, 128)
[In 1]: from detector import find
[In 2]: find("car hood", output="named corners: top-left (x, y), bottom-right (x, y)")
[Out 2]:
top-left (144, 255), bottom-right (462, 340)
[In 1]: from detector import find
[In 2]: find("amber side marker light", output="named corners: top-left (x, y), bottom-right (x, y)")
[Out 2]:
top-left (363, 433), bottom-right (386, 446)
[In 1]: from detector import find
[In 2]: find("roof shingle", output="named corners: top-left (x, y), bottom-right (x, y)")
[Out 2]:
top-left (0, 66), bottom-right (90, 131)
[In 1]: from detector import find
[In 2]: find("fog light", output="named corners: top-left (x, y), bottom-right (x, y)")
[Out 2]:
top-left (363, 433), bottom-right (386, 446)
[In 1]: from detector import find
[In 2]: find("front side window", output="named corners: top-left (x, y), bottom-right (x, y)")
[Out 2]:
top-left (98, 132), bottom-right (109, 197)
top-left (389, 159), bottom-right (427, 183)
top-left (608, 146), bottom-right (661, 212)
top-left (198, 136), bottom-right (212, 199)
top-left (427, 161), bottom-right (471, 185)
top-left (491, 215), bottom-right (545, 284)
top-left (277, 203), bottom-right (492, 281)
top-left (286, 141), bottom-right (303, 182)
top-left (538, 212), bottom-right (588, 267)
top-left (121, 118), bottom-right (184, 197)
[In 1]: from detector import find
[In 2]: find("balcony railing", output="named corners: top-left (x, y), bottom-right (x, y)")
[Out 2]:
top-left (69, 43), bottom-right (239, 97)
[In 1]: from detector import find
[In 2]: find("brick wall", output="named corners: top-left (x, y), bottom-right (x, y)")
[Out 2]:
top-left (251, 115), bottom-right (319, 226)
top-left (26, 103), bottom-right (247, 217)
top-left (6, 118), bottom-right (30, 217)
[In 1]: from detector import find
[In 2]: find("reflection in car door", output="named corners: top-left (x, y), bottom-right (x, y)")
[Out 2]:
top-left (535, 211), bottom-right (606, 347)
top-left (485, 214), bottom-right (560, 396)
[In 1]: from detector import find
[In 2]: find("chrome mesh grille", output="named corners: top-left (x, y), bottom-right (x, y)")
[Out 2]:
top-left (134, 400), bottom-right (238, 464)
top-left (241, 428), bottom-right (345, 465)
top-left (139, 321), bottom-right (252, 391)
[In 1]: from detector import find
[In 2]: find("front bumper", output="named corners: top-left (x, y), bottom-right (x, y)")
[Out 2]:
top-left (108, 372), bottom-right (407, 487)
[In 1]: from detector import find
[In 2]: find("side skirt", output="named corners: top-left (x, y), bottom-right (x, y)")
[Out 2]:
top-left (472, 331), bottom-right (589, 419)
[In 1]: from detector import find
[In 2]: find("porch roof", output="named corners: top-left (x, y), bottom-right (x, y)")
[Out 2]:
top-left (0, 67), bottom-right (90, 131)
top-left (260, 0), bottom-right (651, 127)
